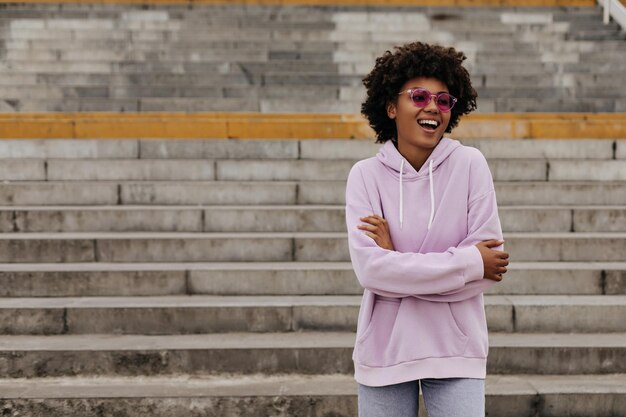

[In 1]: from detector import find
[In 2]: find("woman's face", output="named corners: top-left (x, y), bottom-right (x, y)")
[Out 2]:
top-left (387, 76), bottom-right (452, 152)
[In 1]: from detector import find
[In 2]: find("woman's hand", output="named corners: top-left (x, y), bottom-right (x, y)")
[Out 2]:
top-left (475, 239), bottom-right (509, 281)
top-left (358, 215), bottom-right (395, 251)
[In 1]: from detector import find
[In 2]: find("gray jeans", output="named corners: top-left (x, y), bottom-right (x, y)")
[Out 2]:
top-left (358, 378), bottom-right (485, 417)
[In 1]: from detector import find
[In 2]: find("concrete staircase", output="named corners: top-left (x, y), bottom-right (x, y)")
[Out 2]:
top-left (0, 138), bottom-right (625, 416)
top-left (0, 3), bottom-right (625, 113)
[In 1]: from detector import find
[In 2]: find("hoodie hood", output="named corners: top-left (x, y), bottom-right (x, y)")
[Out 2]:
top-left (376, 138), bottom-right (462, 230)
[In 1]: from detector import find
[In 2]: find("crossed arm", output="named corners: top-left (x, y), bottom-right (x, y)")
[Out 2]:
top-left (346, 162), bottom-right (509, 303)
top-left (356, 213), bottom-right (508, 302)
top-left (358, 213), bottom-right (508, 282)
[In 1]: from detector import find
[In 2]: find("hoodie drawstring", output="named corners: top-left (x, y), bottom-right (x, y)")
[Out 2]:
top-left (398, 158), bottom-right (435, 231)
top-left (427, 159), bottom-right (434, 230)
top-left (399, 158), bottom-right (405, 229)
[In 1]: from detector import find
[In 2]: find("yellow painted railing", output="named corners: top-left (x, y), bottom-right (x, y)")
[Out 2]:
top-left (0, 113), bottom-right (623, 139)
top-left (0, 0), bottom-right (597, 6)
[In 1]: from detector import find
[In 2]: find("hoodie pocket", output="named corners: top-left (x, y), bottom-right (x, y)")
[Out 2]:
top-left (356, 296), bottom-right (401, 345)
top-left (356, 298), bottom-right (469, 368)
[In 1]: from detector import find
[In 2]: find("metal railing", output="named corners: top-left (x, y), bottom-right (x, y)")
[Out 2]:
top-left (598, 0), bottom-right (626, 30)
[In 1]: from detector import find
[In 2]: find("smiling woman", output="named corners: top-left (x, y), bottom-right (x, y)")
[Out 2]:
top-left (347, 42), bottom-right (510, 417)
top-left (361, 42), bottom-right (477, 142)
top-left (387, 77), bottom-right (454, 172)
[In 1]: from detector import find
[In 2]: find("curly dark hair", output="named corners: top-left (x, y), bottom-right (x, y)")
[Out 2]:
top-left (361, 42), bottom-right (478, 143)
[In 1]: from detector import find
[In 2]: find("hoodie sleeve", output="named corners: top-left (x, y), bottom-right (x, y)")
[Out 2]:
top-left (346, 162), bottom-right (485, 298)
top-left (415, 190), bottom-right (503, 302)
top-left (403, 149), bottom-right (504, 302)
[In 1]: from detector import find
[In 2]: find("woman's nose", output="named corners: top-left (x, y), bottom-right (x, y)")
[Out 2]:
top-left (424, 95), bottom-right (440, 113)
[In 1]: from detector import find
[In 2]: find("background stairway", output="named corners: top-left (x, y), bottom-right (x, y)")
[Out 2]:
top-left (1, 0), bottom-right (625, 415)
top-left (0, 3), bottom-right (626, 113)
top-left (0, 137), bottom-right (625, 416)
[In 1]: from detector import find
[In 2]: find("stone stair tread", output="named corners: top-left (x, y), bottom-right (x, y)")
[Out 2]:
top-left (0, 260), bottom-right (624, 271)
top-left (0, 294), bottom-right (363, 308)
top-left (0, 261), bottom-right (353, 271)
top-left (1, 204), bottom-right (625, 210)
top-left (1, 294), bottom-right (624, 309)
top-left (1, 373), bottom-right (625, 399)
top-left (0, 332), bottom-right (624, 351)
top-left (1, 204), bottom-right (625, 233)
top-left (0, 231), bottom-right (624, 238)
top-left (2, 179), bottom-right (626, 183)
top-left (0, 231), bottom-right (349, 239)
top-left (1, 180), bottom-right (625, 186)
top-left (489, 332), bottom-right (626, 347)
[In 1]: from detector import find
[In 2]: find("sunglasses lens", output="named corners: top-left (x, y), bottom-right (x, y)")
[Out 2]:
top-left (436, 93), bottom-right (453, 112)
top-left (410, 89), bottom-right (430, 107)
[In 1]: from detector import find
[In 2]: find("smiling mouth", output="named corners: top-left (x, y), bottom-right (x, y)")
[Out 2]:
top-left (417, 119), bottom-right (440, 132)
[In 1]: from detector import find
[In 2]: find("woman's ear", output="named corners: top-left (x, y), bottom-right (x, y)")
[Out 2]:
top-left (387, 101), bottom-right (396, 120)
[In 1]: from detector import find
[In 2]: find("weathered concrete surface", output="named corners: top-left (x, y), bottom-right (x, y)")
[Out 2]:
top-left (0, 374), bottom-right (625, 417)
top-left (0, 295), bottom-right (624, 335)
top-left (0, 332), bottom-right (623, 378)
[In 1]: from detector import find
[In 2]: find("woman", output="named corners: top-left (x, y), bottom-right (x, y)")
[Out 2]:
top-left (345, 42), bottom-right (510, 417)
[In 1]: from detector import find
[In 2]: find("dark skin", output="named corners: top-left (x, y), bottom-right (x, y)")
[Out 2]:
top-left (358, 214), bottom-right (509, 281)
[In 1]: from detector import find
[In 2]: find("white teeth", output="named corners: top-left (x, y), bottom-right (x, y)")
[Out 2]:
top-left (418, 120), bottom-right (439, 128)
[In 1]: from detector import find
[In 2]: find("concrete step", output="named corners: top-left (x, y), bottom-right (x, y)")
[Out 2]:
top-left (0, 295), bottom-right (624, 335)
top-left (0, 205), bottom-right (625, 233)
top-left (15, 88), bottom-right (625, 114)
top-left (0, 139), bottom-right (296, 160)
top-left (0, 86), bottom-right (66, 101)
top-left (297, 139), bottom-right (620, 160)
top-left (1, 48), bottom-right (335, 64)
top-left (45, 159), bottom-right (216, 181)
top-left (4, 138), bottom-right (617, 162)
top-left (41, 159), bottom-right (353, 182)
top-left (10, 38), bottom-right (626, 55)
top-left (16, 95), bottom-right (620, 113)
top-left (0, 36), bottom-right (620, 53)
top-left (1, 373), bottom-right (625, 417)
top-left (0, 231), bottom-right (623, 262)
top-left (135, 139), bottom-right (621, 161)
top-left (261, 99), bottom-right (358, 113)
top-left (1, 59), bottom-right (279, 75)
top-left (563, 61), bottom-right (626, 73)
top-left (488, 97), bottom-right (623, 112)
top-left (493, 182), bottom-right (626, 206)
top-left (9, 38), bottom-right (626, 58)
top-left (190, 157), bottom-right (626, 181)
top-left (550, 160), bottom-right (626, 181)
top-left (12, 98), bottom-right (143, 112)
top-left (476, 86), bottom-right (572, 100)
top-left (37, 158), bottom-right (625, 182)
top-left (1, 39), bottom-right (340, 54)
top-left (472, 40), bottom-right (625, 54)
top-left (0, 332), bottom-right (623, 378)
top-left (1, 181), bottom-right (626, 206)
top-left (484, 73), bottom-right (626, 88)
top-left (0, 181), bottom-right (296, 206)
top-left (1, 261), bottom-right (623, 298)
top-left (3, 87), bottom-right (626, 113)
top-left (31, 72), bottom-right (251, 87)
top-left (109, 85), bottom-right (343, 101)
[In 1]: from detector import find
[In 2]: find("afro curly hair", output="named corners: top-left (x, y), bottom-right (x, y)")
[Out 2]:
top-left (361, 42), bottom-right (477, 143)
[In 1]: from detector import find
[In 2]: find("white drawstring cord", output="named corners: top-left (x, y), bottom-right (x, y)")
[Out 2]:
top-left (399, 158), bottom-right (405, 230)
top-left (399, 158), bottom-right (435, 230)
top-left (427, 159), bottom-right (435, 230)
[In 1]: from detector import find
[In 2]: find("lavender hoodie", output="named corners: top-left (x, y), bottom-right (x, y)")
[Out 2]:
top-left (345, 137), bottom-right (504, 387)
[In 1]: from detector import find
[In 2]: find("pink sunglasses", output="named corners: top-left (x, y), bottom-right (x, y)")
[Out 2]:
top-left (398, 88), bottom-right (457, 112)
